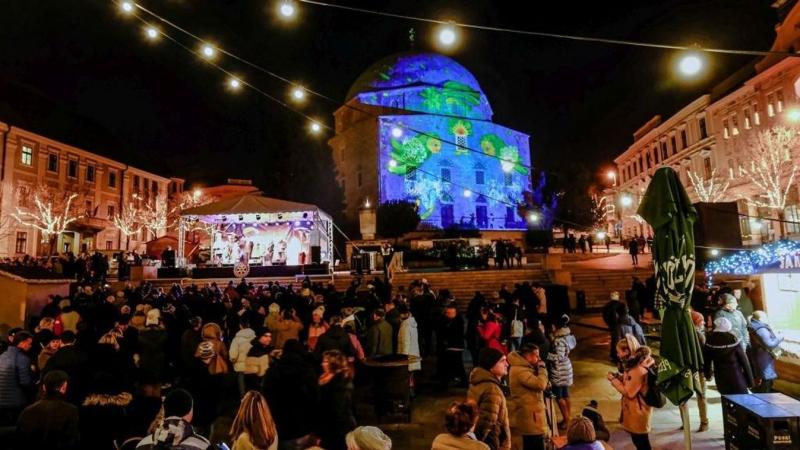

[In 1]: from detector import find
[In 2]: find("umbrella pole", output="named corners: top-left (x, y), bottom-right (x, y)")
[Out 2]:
top-left (680, 402), bottom-right (692, 450)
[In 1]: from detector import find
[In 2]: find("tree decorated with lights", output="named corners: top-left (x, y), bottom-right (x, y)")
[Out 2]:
top-left (12, 185), bottom-right (81, 256)
top-left (738, 125), bottom-right (799, 236)
top-left (687, 169), bottom-right (730, 202)
top-left (140, 198), bottom-right (171, 239)
top-left (112, 204), bottom-right (144, 250)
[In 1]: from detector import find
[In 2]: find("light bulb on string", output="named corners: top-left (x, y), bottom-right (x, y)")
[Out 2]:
top-left (388, 159), bottom-right (398, 168)
top-left (120, 1), bottom-right (134, 14)
top-left (391, 126), bottom-right (403, 138)
top-left (227, 76), bottom-right (242, 91)
top-left (309, 121), bottom-right (322, 134)
top-left (528, 212), bottom-right (540, 223)
top-left (200, 43), bottom-right (217, 60)
top-left (677, 50), bottom-right (704, 78)
top-left (463, 189), bottom-right (472, 198)
top-left (710, 248), bottom-right (720, 257)
top-left (291, 86), bottom-right (305, 102)
top-left (437, 23), bottom-right (458, 48)
top-left (144, 26), bottom-right (160, 41)
top-left (278, 0), bottom-right (296, 19)
top-left (501, 161), bottom-right (514, 173)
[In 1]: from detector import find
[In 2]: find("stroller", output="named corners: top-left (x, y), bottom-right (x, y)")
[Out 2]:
top-left (544, 390), bottom-right (562, 450)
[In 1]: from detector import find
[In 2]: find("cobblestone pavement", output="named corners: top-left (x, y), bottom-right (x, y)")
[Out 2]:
top-left (365, 319), bottom-right (799, 450)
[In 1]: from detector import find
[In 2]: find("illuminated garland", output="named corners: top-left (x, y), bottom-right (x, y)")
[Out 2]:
top-left (705, 239), bottom-right (800, 280)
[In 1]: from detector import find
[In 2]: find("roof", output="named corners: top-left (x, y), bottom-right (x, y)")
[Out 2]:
top-left (180, 194), bottom-right (325, 216)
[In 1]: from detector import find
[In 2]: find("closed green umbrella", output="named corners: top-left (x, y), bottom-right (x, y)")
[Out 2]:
top-left (638, 167), bottom-right (704, 448)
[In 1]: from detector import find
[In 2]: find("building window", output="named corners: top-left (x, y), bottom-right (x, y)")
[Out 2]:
top-left (723, 119), bottom-right (730, 139)
top-left (505, 206), bottom-right (516, 224)
top-left (739, 214), bottom-right (752, 237)
top-left (107, 205), bottom-right (115, 218)
top-left (728, 159), bottom-right (735, 179)
top-left (441, 204), bottom-right (454, 228)
top-left (85, 200), bottom-right (93, 216)
top-left (47, 154), bottom-right (58, 173)
top-left (133, 175), bottom-right (140, 193)
top-left (405, 169), bottom-right (416, 181)
top-left (106, 240), bottom-right (113, 250)
top-left (703, 156), bottom-right (712, 180)
top-left (786, 205), bottom-right (800, 234)
top-left (699, 117), bottom-right (708, 139)
top-left (681, 129), bottom-right (688, 148)
top-left (744, 108), bottom-right (752, 129)
top-left (475, 170), bottom-right (485, 185)
top-left (20, 145), bottom-right (33, 166)
top-left (654, 146), bottom-right (660, 163)
top-left (754, 103), bottom-right (761, 126)
top-left (152, 180), bottom-right (158, 195)
top-left (671, 136), bottom-right (677, 154)
top-left (639, 155), bottom-right (643, 172)
top-left (777, 89), bottom-right (785, 113)
top-left (660, 142), bottom-right (668, 161)
top-left (86, 164), bottom-right (95, 182)
top-left (441, 168), bottom-right (451, 183)
top-left (68, 159), bottom-right (78, 178)
top-left (646, 152), bottom-right (652, 168)
top-left (767, 93), bottom-right (776, 117)
top-left (731, 116), bottom-right (739, 136)
top-left (476, 205), bottom-right (488, 228)
top-left (109, 171), bottom-right (117, 188)
top-left (14, 232), bottom-right (27, 254)
top-left (504, 172), bottom-right (513, 186)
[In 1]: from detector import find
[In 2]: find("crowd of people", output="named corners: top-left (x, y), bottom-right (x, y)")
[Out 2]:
top-left (561, 234), bottom-right (612, 254)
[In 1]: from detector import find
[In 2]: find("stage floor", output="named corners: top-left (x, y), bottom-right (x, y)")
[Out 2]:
top-left (157, 263), bottom-right (330, 279)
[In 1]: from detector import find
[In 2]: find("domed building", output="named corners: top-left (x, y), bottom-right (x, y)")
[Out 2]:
top-left (329, 51), bottom-right (532, 230)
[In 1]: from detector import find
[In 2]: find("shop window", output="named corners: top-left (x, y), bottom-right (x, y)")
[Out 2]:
top-left (20, 145), bottom-right (32, 166)
top-left (15, 232), bottom-right (27, 254)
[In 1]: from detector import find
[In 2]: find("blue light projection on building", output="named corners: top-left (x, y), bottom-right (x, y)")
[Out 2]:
top-left (349, 52), bottom-right (533, 230)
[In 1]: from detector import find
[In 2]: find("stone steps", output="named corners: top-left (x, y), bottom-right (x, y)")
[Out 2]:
top-left (569, 269), bottom-right (653, 309)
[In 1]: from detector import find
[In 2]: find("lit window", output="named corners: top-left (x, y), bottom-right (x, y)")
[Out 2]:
top-left (14, 232), bottom-right (27, 254)
top-left (753, 103), bottom-right (761, 125)
top-left (723, 119), bottom-right (730, 139)
top-left (777, 89), bottom-right (785, 113)
top-left (786, 205), bottom-right (800, 234)
top-left (767, 94), bottom-right (775, 117)
top-left (20, 145), bottom-right (33, 166)
top-left (731, 116), bottom-right (739, 136)
top-left (744, 109), bottom-right (752, 129)
top-left (728, 159), bottom-right (735, 179)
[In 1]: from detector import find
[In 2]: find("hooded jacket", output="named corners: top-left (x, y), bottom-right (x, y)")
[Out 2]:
top-left (229, 328), bottom-right (256, 373)
top-left (714, 308), bottom-right (750, 348)
top-left (704, 330), bottom-right (754, 394)
top-left (748, 319), bottom-right (784, 381)
top-left (431, 433), bottom-right (490, 450)
top-left (0, 346), bottom-right (33, 408)
top-left (398, 316), bottom-right (421, 371)
top-left (507, 352), bottom-right (548, 436)
top-left (610, 352), bottom-right (654, 434)
top-left (315, 325), bottom-right (354, 358)
top-left (614, 315), bottom-right (646, 346)
top-left (467, 367), bottom-right (511, 450)
top-left (547, 327), bottom-right (576, 387)
top-left (196, 322), bottom-right (228, 375)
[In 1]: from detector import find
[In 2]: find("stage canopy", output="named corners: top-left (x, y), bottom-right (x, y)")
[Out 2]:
top-left (178, 194), bottom-right (334, 268)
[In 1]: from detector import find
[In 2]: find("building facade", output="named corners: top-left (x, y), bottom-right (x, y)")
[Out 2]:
top-left (329, 52), bottom-right (533, 230)
top-left (0, 122), bottom-right (174, 257)
top-left (607, 1), bottom-right (800, 245)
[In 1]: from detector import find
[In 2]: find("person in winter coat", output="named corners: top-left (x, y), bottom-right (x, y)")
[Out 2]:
top-left (229, 390), bottom-right (278, 450)
top-left (608, 346), bottom-right (654, 450)
top-left (136, 389), bottom-right (210, 450)
top-left (547, 315), bottom-right (577, 429)
top-left (614, 304), bottom-right (646, 346)
top-left (137, 309), bottom-right (168, 383)
top-left (315, 316), bottom-right (355, 359)
top-left (262, 340), bottom-right (319, 450)
top-left (345, 426), bottom-right (392, 450)
top-left (748, 311), bottom-right (784, 393)
top-left (714, 294), bottom-right (749, 349)
top-left (231, 316), bottom-right (256, 398)
top-left (561, 416), bottom-right (604, 450)
top-left (79, 372), bottom-right (133, 450)
top-left (0, 331), bottom-right (34, 427)
top-left (477, 308), bottom-right (506, 354)
top-left (273, 309), bottom-right (304, 351)
top-left (397, 305), bottom-right (421, 372)
top-left (467, 348), bottom-right (511, 450)
top-left (437, 304), bottom-right (467, 389)
top-left (366, 309), bottom-right (393, 358)
top-left (507, 344), bottom-right (548, 450)
top-left (318, 350), bottom-right (357, 450)
top-left (263, 303), bottom-right (281, 333)
top-left (180, 317), bottom-right (204, 378)
top-left (307, 307), bottom-right (329, 351)
top-left (704, 317), bottom-right (754, 395)
top-left (37, 335), bottom-right (61, 372)
top-left (244, 331), bottom-right (274, 391)
top-left (520, 318), bottom-right (550, 357)
top-left (431, 401), bottom-right (490, 450)
top-left (689, 307), bottom-right (709, 432)
top-left (196, 322), bottom-right (229, 375)
top-left (580, 400), bottom-right (610, 443)
top-left (15, 370), bottom-right (79, 450)
top-left (43, 331), bottom-right (89, 405)
top-left (601, 292), bottom-right (625, 362)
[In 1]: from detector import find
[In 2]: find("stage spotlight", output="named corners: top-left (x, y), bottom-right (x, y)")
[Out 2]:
top-left (391, 126), bottom-right (403, 138)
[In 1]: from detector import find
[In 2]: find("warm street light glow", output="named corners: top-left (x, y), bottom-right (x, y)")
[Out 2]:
top-left (391, 126), bottom-right (403, 138)
top-left (677, 51), bottom-right (703, 77)
top-left (463, 189), bottom-right (472, 198)
top-left (364, 198), bottom-right (371, 208)
top-left (501, 161), bottom-right (514, 173)
top-left (528, 212), bottom-right (540, 223)
top-left (291, 86), bottom-right (305, 101)
top-left (437, 23), bottom-right (458, 48)
top-left (787, 108), bottom-right (800, 123)
top-left (607, 171), bottom-right (615, 179)
top-left (620, 195), bottom-right (633, 207)
top-left (120, 1), bottom-right (134, 14)
top-left (710, 248), bottom-right (720, 257)
top-left (309, 121), bottom-right (322, 133)
top-left (201, 44), bottom-right (216, 59)
top-left (279, 1), bottom-right (296, 19)
top-left (596, 231), bottom-right (606, 240)
top-left (228, 77), bottom-right (242, 91)
top-left (144, 26), bottom-right (159, 41)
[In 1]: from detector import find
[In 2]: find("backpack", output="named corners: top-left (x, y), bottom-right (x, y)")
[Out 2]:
top-left (641, 365), bottom-right (666, 408)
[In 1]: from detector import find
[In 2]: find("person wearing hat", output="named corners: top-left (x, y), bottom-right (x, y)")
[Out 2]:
top-left (601, 291), bottom-right (625, 363)
top-left (580, 400), bottom-right (610, 443)
top-left (16, 370), bottom-right (79, 449)
top-left (366, 309), bottom-right (393, 358)
top-left (0, 330), bottom-right (34, 426)
top-left (307, 307), bottom-right (329, 351)
top-left (561, 416), bottom-right (604, 450)
top-left (747, 310), bottom-right (784, 393)
top-left (608, 345), bottom-right (655, 450)
top-left (507, 343), bottom-right (548, 450)
top-left (397, 304), bottom-right (421, 380)
top-left (714, 293), bottom-right (749, 350)
top-left (432, 401), bottom-right (490, 450)
top-left (136, 389), bottom-right (210, 449)
top-left (230, 316), bottom-right (256, 398)
top-left (137, 309), bottom-right (168, 384)
top-left (703, 317), bottom-right (754, 395)
top-left (345, 426), bottom-right (392, 450)
top-left (180, 317), bottom-right (204, 379)
top-left (315, 316), bottom-right (355, 360)
top-left (467, 347), bottom-right (511, 450)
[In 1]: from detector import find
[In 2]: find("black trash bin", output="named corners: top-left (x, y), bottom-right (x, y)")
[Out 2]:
top-left (363, 354), bottom-right (419, 423)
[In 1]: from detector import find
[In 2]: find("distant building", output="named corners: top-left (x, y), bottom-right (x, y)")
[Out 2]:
top-left (329, 51), bottom-right (533, 230)
top-left (605, 0), bottom-right (800, 245)
top-left (0, 121), bottom-right (175, 256)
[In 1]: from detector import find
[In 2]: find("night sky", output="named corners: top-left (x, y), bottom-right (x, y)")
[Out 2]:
top-left (0, 0), bottom-right (780, 219)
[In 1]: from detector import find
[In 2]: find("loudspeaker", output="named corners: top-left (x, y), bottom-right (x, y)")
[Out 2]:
top-left (311, 245), bottom-right (321, 264)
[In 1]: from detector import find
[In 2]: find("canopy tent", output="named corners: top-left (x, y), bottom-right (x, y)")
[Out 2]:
top-left (178, 194), bottom-right (334, 268)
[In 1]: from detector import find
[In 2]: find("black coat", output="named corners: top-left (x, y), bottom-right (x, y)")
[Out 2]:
top-left (318, 374), bottom-right (356, 450)
top-left (315, 326), bottom-right (354, 358)
top-left (16, 396), bottom-right (80, 450)
top-left (43, 345), bottom-right (89, 404)
top-left (704, 331), bottom-right (754, 395)
top-left (262, 350), bottom-right (320, 440)
top-left (79, 392), bottom-right (133, 450)
top-left (137, 327), bottom-right (168, 382)
top-left (437, 314), bottom-right (465, 351)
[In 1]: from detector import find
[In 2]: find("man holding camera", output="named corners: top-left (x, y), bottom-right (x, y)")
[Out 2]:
top-left (507, 343), bottom-right (549, 450)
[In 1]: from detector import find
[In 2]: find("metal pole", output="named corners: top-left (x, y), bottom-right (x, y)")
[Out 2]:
top-left (680, 402), bottom-right (692, 450)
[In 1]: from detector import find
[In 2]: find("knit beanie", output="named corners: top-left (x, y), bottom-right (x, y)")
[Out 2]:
top-left (478, 347), bottom-right (504, 371)
top-left (145, 308), bottom-right (160, 326)
top-left (164, 388), bottom-right (193, 418)
top-left (566, 415), bottom-right (596, 444)
top-left (721, 293), bottom-right (738, 309)
top-left (345, 426), bottom-right (392, 450)
top-left (714, 317), bottom-right (733, 333)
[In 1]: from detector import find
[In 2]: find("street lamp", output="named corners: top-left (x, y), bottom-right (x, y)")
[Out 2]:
top-left (677, 51), bottom-right (704, 78)
top-left (607, 170), bottom-right (617, 187)
top-left (620, 194), bottom-right (633, 207)
top-left (787, 108), bottom-right (800, 123)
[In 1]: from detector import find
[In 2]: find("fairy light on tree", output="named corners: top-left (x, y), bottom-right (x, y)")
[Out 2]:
top-left (738, 125), bottom-right (800, 236)
top-left (687, 168), bottom-right (730, 202)
top-left (12, 185), bottom-right (80, 256)
top-left (112, 204), bottom-right (144, 250)
top-left (140, 198), bottom-right (172, 239)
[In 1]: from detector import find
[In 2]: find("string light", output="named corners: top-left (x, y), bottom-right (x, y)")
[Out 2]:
top-left (709, 248), bottom-right (720, 257)
top-left (677, 51), bottom-right (704, 77)
top-left (279, 1), bottom-right (297, 19)
top-left (144, 25), bottom-right (160, 41)
top-left (501, 161), bottom-right (514, 173)
top-left (391, 126), bottom-right (403, 138)
top-left (291, 86), bottom-right (305, 101)
top-left (437, 23), bottom-right (458, 48)
top-left (463, 189), bottom-right (472, 198)
top-left (120, 1), bottom-right (134, 14)
top-left (528, 212), bottom-right (540, 223)
top-left (596, 231), bottom-right (606, 240)
top-left (388, 159), bottom-right (398, 168)
top-left (309, 121), bottom-right (322, 134)
top-left (227, 76), bottom-right (242, 91)
top-left (705, 239), bottom-right (800, 281)
top-left (200, 43), bottom-right (216, 59)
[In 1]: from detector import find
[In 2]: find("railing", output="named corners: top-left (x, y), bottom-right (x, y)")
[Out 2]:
top-left (386, 251), bottom-right (405, 284)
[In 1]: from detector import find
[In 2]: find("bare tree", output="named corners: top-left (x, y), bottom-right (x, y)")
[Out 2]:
top-left (739, 125), bottom-right (800, 236)
top-left (112, 204), bottom-right (143, 250)
top-left (11, 185), bottom-right (81, 256)
top-left (140, 198), bottom-right (170, 240)
top-left (687, 169), bottom-right (730, 202)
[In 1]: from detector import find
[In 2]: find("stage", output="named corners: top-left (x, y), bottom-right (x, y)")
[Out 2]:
top-left (157, 263), bottom-right (330, 279)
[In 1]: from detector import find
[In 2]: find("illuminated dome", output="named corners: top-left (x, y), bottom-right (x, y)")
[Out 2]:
top-left (347, 52), bottom-right (493, 119)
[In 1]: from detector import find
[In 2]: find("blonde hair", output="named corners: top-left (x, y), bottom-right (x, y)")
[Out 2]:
top-left (230, 391), bottom-right (277, 450)
top-left (98, 331), bottom-right (120, 351)
top-left (322, 350), bottom-right (351, 379)
top-left (37, 317), bottom-right (55, 331)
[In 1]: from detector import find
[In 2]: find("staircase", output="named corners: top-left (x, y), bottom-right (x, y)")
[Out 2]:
top-left (569, 269), bottom-right (653, 310)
